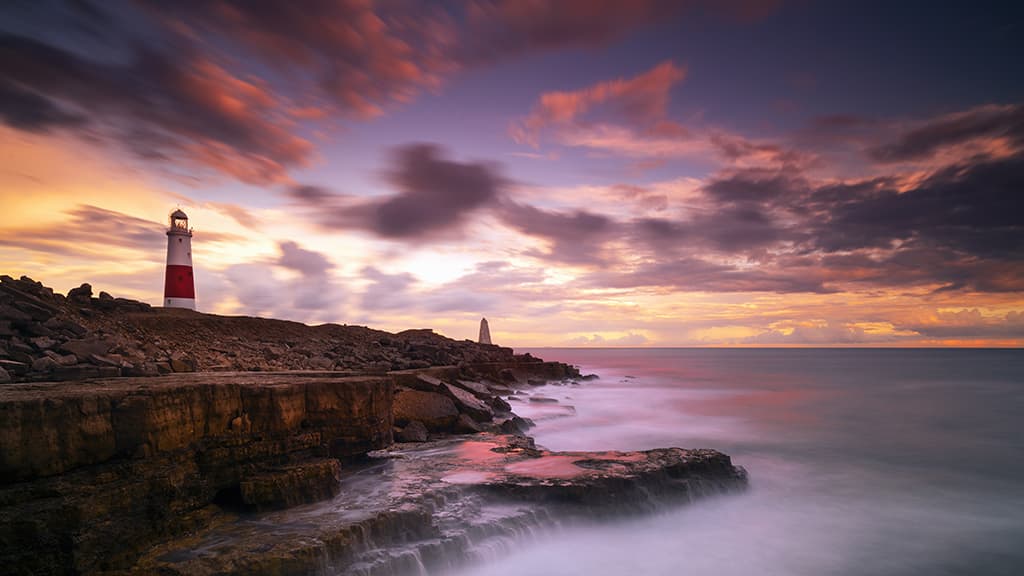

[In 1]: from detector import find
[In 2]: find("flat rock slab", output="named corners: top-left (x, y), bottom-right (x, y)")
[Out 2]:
top-left (124, 434), bottom-right (748, 575)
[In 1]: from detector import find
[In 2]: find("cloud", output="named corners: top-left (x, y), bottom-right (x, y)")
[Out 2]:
top-left (289, 143), bottom-right (507, 239)
top-left (278, 241), bottom-right (332, 277)
top-left (899, 309), bottom-right (1024, 339)
top-left (219, 241), bottom-right (344, 317)
top-left (511, 60), bottom-right (687, 147)
top-left (743, 321), bottom-right (888, 345)
top-left (814, 154), bottom-right (1024, 260)
top-left (869, 103), bottom-right (1024, 163)
top-left (1, 1), bottom-right (779, 185)
top-left (461, 1), bottom-right (781, 63)
top-left (498, 201), bottom-right (617, 264)
top-left (510, 60), bottom-right (806, 171)
top-left (565, 332), bottom-right (649, 346)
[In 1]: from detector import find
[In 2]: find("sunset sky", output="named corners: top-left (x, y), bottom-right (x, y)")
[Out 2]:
top-left (1, 1), bottom-right (1022, 346)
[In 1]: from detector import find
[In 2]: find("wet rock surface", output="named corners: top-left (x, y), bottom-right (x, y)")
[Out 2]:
top-left (120, 435), bottom-right (748, 576)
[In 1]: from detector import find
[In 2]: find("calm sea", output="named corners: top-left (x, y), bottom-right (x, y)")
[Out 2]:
top-left (450, 348), bottom-right (1024, 576)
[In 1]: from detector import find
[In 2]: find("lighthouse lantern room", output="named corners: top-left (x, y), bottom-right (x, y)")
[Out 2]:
top-left (163, 209), bottom-right (196, 309)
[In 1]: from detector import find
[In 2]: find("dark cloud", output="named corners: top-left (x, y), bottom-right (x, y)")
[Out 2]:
top-left (461, 0), bottom-right (780, 63)
top-left (290, 143), bottom-right (506, 240)
top-left (870, 104), bottom-right (1024, 163)
top-left (498, 202), bottom-right (617, 264)
top-left (0, 27), bottom-right (312, 183)
top-left (0, 79), bottom-right (85, 131)
top-left (278, 241), bottom-right (332, 277)
top-left (816, 155), bottom-right (1024, 259)
top-left (589, 256), bottom-right (832, 293)
top-left (0, 204), bottom-right (242, 259)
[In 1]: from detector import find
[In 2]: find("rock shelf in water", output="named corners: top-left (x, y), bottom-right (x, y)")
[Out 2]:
top-left (123, 434), bottom-right (748, 575)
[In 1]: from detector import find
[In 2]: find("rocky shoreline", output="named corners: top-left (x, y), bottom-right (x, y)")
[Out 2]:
top-left (0, 276), bottom-right (748, 575)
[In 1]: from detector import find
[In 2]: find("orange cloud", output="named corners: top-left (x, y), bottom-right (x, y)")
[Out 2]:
top-left (512, 61), bottom-right (686, 146)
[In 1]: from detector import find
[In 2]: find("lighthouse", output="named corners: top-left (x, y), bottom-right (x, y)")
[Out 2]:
top-left (163, 209), bottom-right (196, 309)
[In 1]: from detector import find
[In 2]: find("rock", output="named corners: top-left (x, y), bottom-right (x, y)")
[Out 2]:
top-left (30, 356), bottom-right (59, 373)
top-left (98, 291), bottom-right (114, 300)
top-left (393, 389), bottom-right (458, 432)
top-left (0, 360), bottom-right (28, 376)
top-left (307, 355), bottom-right (333, 370)
top-left (454, 413), bottom-right (483, 434)
top-left (396, 420), bottom-right (429, 442)
top-left (29, 336), bottom-right (58, 350)
top-left (0, 373), bottom-right (393, 573)
top-left (413, 373), bottom-right (444, 391)
top-left (67, 283), bottom-right (92, 304)
top-left (59, 338), bottom-right (112, 359)
top-left (169, 351), bottom-right (195, 373)
top-left (0, 366), bottom-right (9, 384)
top-left (489, 396), bottom-right (512, 413)
top-left (0, 304), bottom-right (31, 323)
top-left (238, 459), bottom-right (342, 512)
top-left (454, 379), bottom-right (492, 397)
top-left (499, 416), bottom-right (534, 435)
top-left (529, 396), bottom-right (559, 403)
top-left (580, 373), bottom-right (600, 381)
top-left (442, 382), bottom-right (494, 422)
top-left (498, 368), bottom-right (516, 383)
top-left (88, 353), bottom-right (121, 367)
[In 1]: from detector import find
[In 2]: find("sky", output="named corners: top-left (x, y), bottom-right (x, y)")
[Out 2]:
top-left (1, 0), bottom-right (1022, 347)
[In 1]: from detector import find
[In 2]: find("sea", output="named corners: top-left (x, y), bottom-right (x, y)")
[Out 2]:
top-left (446, 348), bottom-right (1024, 576)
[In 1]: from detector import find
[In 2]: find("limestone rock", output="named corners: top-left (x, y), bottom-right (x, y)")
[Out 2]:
top-left (238, 459), bottom-right (342, 512)
top-left (396, 420), bottom-right (429, 442)
top-left (454, 413), bottom-right (483, 434)
top-left (393, 389), bottom-right (458, 432)
top-left (30, 356), bottom-right (58, 373)
top-left (454, 379), bottom-right (491, 398)
top-left (0, 373), bottom-right (393, 573)
top-left (59, 338), bottom-right (112, 359)
top-left (67, 283), bottom-right (92, 305)
top-left (442, 382), bottom-right (494, 422)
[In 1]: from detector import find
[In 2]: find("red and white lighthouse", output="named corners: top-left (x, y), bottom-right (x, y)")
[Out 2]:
top-left (163, 209), bottom-right (196, 309)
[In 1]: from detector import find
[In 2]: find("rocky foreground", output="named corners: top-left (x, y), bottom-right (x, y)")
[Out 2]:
top-left (0, 276), bottom-right (748, 575)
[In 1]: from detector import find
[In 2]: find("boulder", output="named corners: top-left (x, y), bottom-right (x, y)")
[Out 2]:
top-left (529, 396), bottom-right (559, 404)
top-left (441, 383), bottom-right (493, 422)
top-left (31, 356), bottom-right (59, 373)
top-left (169, 351), bottom-right (196, 373)
top-left (0, 366), bottom-right (10, 384)
top-left (60, 338), bottom-right (112, 359)
top-left (489, 396), bottom-right (512, 413)
top-left (393, 390), bottom-right (458, 432)
top-left (411, 373), bottom-right (444, 391)
top-left (67, 283), bottom-right (92, 305)
top-left (453, 413), bottom-right (483, 434)
top-left (396, 420), bottom-right (429, 442)
top-left (499, 416), bottom-right (534, 435)
top-left (454, 379), bottom-right (492, 398)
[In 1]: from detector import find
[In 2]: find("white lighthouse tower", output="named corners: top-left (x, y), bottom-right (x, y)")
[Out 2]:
top-left (163, 209), bottom-right (196, 309)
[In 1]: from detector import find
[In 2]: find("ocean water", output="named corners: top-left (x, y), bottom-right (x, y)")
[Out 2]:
top-left (449, 348), bottom-right (1024, 576)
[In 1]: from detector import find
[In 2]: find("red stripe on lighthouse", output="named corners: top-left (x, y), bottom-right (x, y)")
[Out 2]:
top-left (164, 265), bottom-right (195, 299)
